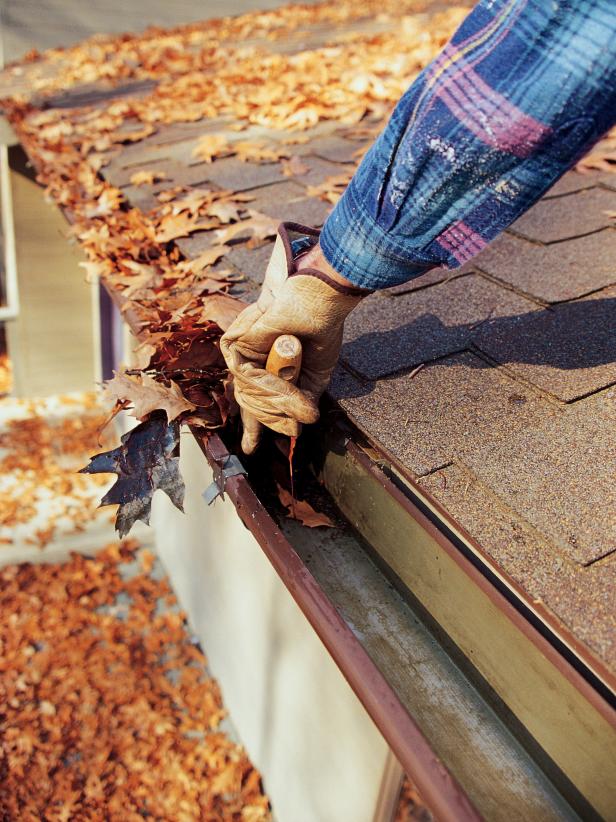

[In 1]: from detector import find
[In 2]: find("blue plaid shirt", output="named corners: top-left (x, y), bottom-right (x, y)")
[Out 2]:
top-left (320, 0), bottom-right (616, 289)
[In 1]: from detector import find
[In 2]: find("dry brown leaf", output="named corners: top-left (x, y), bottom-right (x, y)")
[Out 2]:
top-left (155, 212), bottom-right (218, 242)
top-left (306, 171), bottom-right (353, 204)
top-left (178, 245), bottom-right (231, 273)
top-left (104, 370), bottom-right (196, 421)
top-left (171, 188), bottom-right (217, 215)
top-left (576, 152), bottom-right (616, 173)
top-left (192, 134), bottom-right (229, 163)
top-left (276, 485), bottom-right (334, 528)
top-left (213, 210), bottom-right (279, 244)
top-left (280, 155), bottom-right (310, 177)
top-left (156, 186), bottom-right (187, 203)
top-left (206, 199), bottom-right (245, 223)
top-left (200, 293), bottom-right (246, 331)
top-left (232, 141), bottom-right (290, 163)
top-left (132, 342), bottom-right (157, 370)
top-left (129, 169), bottom-right (167, 186)
top-left (112, 267), bottom-right (160, 299)
top-left (83, 187), bottom-right (124, 218)
top-left (113, 123), bottom-right (156, 143)
top-left (78, 259), bottom-right (113, 283)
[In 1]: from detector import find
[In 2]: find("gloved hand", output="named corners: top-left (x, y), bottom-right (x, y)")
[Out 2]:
top-left (220, 222), bottom-right (367, 454)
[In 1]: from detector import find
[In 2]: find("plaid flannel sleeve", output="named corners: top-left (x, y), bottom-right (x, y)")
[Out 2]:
top-left (320, 0), bottom-right (616, 289)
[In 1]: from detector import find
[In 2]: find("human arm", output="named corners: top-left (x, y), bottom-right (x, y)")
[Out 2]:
top-left (221, 0), bottom-right (616, 451)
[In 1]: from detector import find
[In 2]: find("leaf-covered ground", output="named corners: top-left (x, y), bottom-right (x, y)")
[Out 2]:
top-left (0, 396), bottom-right (271, 820)
top-left (0, 393), bottom-right (117, 551)
top-left (0, 540), bottom-right (271, 821)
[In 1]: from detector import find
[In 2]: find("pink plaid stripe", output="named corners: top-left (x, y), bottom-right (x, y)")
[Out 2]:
top-left (432, 45), bottom-right (551, 158)
top-left (436, 220), bottom-right (487, 263)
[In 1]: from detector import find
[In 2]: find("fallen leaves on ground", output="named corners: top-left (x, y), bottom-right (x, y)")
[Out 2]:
top-left (0, 539), bottom-right (271, 820)
top-left (276, 484), bottom-right (334, 528)
top-left (0, 394), bottom-right (117, 548)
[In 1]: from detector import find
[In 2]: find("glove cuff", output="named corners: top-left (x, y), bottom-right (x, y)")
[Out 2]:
top-left (278, 222), bottom-right (372, 298)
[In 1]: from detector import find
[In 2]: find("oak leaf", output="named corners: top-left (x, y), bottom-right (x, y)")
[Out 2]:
top-left (104, 370), bottom-right (196, 422)
top-left (112, 264), bottom-right (159, 298)
top-left (200, 293), bottom-right (246, 331)
top-left (129, 170), bottom-right (167, 186)
top-left (233, 141), bottom-right (289, 163)
top-left (280, 155), bottom-right (310, 177)
top-left (176, 245), bottom-right (232, 274)
top-left (157, 186), bottom-right (187, 203)
top-left (83, 187), bottom-right (124, 218)
top-left (213, 210), bottom-right (279, 245)
top-left (171, 188), bottom-right (217, 215)
top-left (79, 259), bottom-right (113, 283)
top-left (191, 134), bottom-right (229, 163)
top-left (206, 199), bottom-right (245, 223)
top-left (276, 485), bottom-right (334, 528)
top-left (80, 414), bottom-right (184, 536)
top-left (154, 212), bottom-right (218, 243)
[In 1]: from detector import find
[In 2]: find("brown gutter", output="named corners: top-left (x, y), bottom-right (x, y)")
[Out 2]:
top-left (196, 431), bottom-right (482, 822)
top-left (345, 438), bottom-right (616, 728)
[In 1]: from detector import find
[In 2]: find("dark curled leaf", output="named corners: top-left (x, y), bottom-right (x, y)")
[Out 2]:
top-left (80, 412), bottom-right (184, 537)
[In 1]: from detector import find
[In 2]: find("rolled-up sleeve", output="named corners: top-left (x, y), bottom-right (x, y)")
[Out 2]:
top-left (320, 0), bottom-right (616, 290)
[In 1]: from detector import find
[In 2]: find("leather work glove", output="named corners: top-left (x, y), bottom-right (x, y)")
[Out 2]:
top-left (220, 222), bottom-right (368, 454)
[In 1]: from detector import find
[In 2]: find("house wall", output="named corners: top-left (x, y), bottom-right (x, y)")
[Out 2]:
top-left (4, 147), bottom-right (98, 397)
top-left (151, 433), bottom-right (392, 822)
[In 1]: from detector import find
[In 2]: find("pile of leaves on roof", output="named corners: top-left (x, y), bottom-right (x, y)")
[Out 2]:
top-left (13, 0), bottom-right (602, 534)
top-left (0, 538), bottom-right (271, 820)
